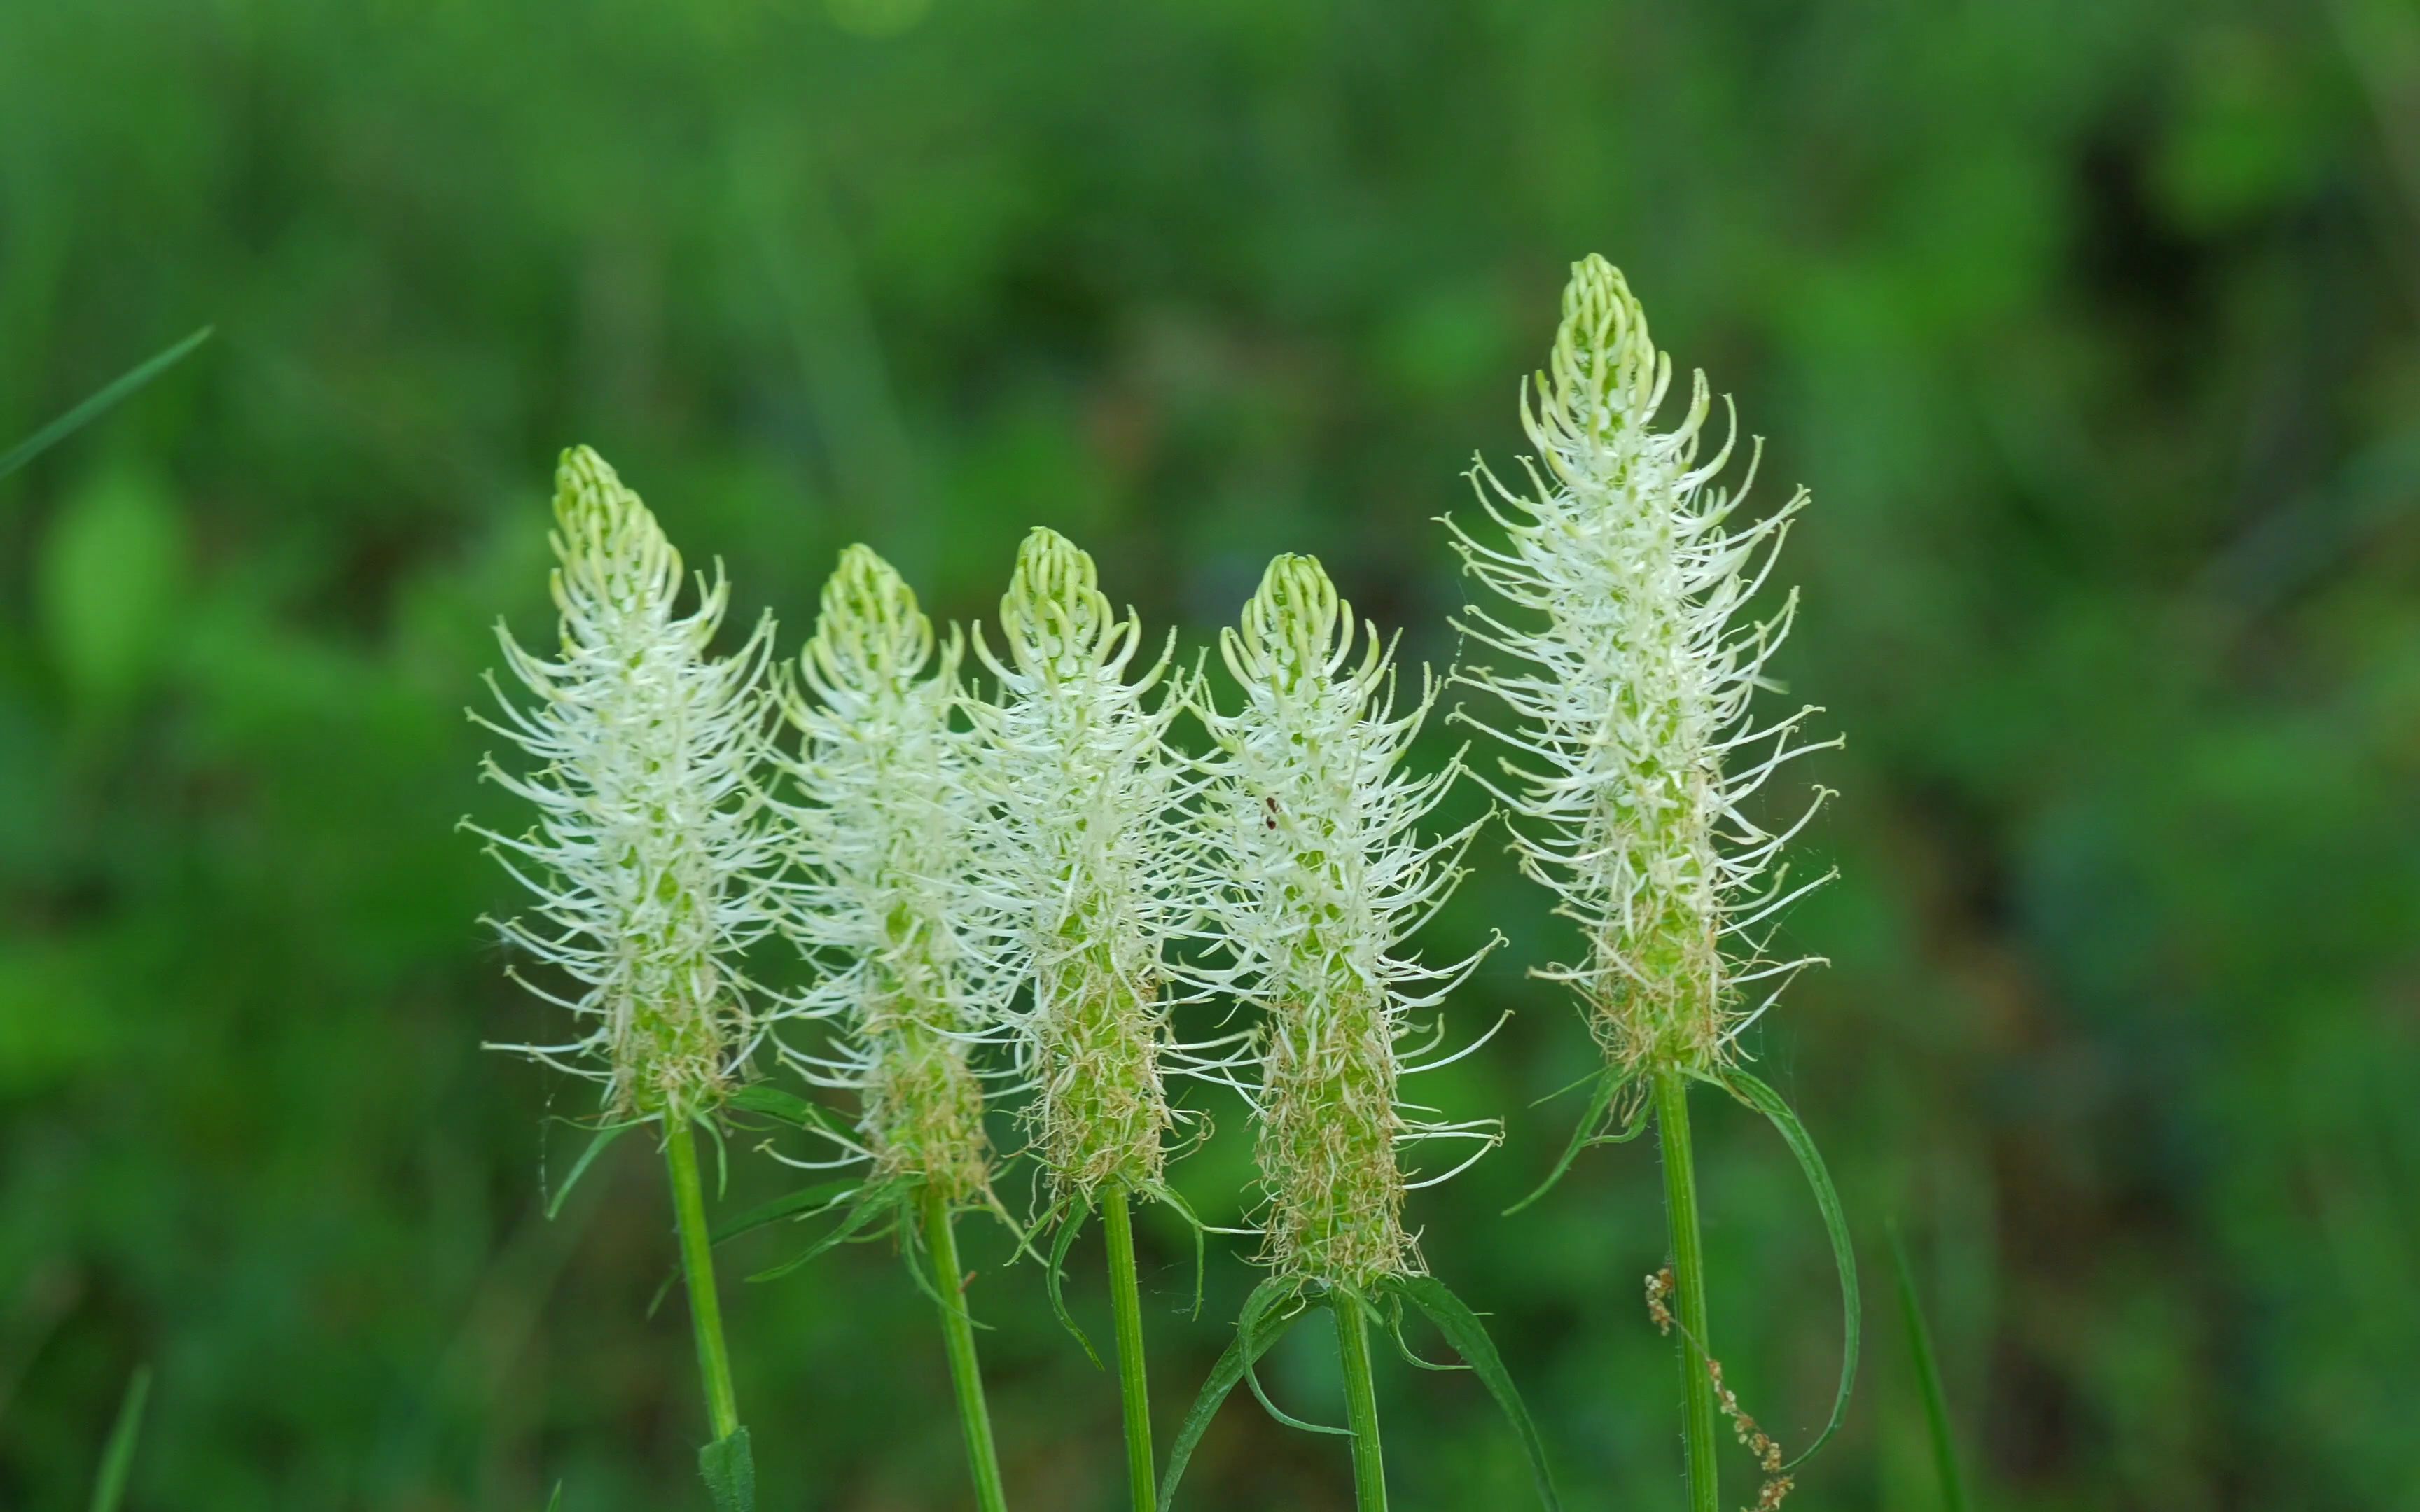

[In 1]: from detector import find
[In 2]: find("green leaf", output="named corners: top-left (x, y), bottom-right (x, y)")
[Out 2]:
top-left (88, 1365), bottom-right (151, 1512)
top-left (1391, 1277), bottom-right (1562, 1511)
top-left (1139, 1177), bottom-right (1209, 1319)
top-left (548, 1121), bottom-right (636, 1220)
top-left (1241, 1292), bottom-right (1349, 1438)
top-left (1889, 1222), bottom-right (1970, 1512)
top-left (1723, 1069), bottom-right (1859, 1469)
top-left (698, 1426), bottom-right (756, 1512)
top-left (711, 1180), bottom-right (861, 1247)
top-left (1504, 1068), bottom-right (1640, 1215)
top-left (541, 1485), bottom-right (562, 1512)
top-left (726, 1084), bottom-right (855, 1140)
top-left (1045, 1199), bottom-right (1101, 1366)
top-left (1157, 1278), bottom-right (1317, 1511)
top-left (748, 1182), bottom-right (906, 1282)
top-left (1, 328), bottom-right (213, 483)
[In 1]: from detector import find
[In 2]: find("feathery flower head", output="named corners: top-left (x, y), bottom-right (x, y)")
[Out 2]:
top-left (472, 446), bottom-right (785, 1124)
top-left (1197, 554), bottom-right (1496, 1291)
top-left (1449, 255), bottom-right (1835, 1077)
top-left (782, 545), bottom-right (994, 1202)
top-left (969, 526), bottom-right (1183, 1205)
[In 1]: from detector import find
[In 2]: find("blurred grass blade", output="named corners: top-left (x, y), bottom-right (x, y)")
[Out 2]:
top-left (541, 1485), bottom-right (562, 1512)
top-left (547, 1121), bottom-right (636, 1220)
top-left (698, 1425), bottom-right (756, 1512)
top-left (2, 328), bottom-right (212, 483)
top-left (1391, 1276), bottom-right (1563, 1511)
top-left (1889, 1222), bottom-right (1971, 1512)
top-left (88, 1365), bottom-right (151, 1512)
top-left (1723, 1070), bottom-right (1859, 1468)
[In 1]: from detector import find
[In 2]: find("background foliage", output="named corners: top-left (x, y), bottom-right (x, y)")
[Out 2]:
top-left (4, 1), bottom-right (2417, 1508)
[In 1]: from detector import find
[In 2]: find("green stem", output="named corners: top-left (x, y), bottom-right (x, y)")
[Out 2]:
top-left (1655, 1068), bottom-right (1719, 1512)
top-left (1333, 1294), bottom-right (1389, 1512)
top-left (665, 1119), bottom-right (741, 1442)
top-left (1102, 1184), bottom-right (1156, 1512)
top-left (920, 1184), bottom-right (1009, 1512)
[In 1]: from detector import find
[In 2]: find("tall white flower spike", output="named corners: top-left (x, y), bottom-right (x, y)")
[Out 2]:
top-left (471, 446), bottom-right (786, 1125)
top-left (1447, 255), bottom-right (1837, 1079)
top-left (778, 545), bottom-right (994, 1203)
top-left (1193, 554), bottom-right (1498, 1291)
top-left (966, 527), bottom-right (1192, 1207)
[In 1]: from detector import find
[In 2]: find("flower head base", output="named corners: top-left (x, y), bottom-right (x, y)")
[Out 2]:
top-left (1449, 256), bottom-right (1835, 1077)
top-left (472, 447), bottom-right (785, 1124)
top-left (781, 546), bottom-right (992, 1202)
top-left (968, 527), bottom-right (1183, 1205)
top-left (1196, 554), bottom-right (1496, 1291)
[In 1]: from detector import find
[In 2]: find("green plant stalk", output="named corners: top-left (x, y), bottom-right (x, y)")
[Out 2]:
top-left (1655, 1068), bottom-right (1719, 1512)
top-left (665, 1120), bottom-right (742, 1443)
top-left (1101, 1184), bottom-right (1156, 1512)
top-left (1889, 1224), bottom-right (1970, 1512)
top-left (1333, 1295), bottom-right (1390, 1512)
top-left (921, 1184), bottom-right (1010, 1512)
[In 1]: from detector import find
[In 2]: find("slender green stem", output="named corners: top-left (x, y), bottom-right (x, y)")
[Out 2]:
top-left (920, 1184), bottom-right (1010, 1512)
top-left (1333, 1294), bottom-right (1390, 1512)
top-left (664, 1119), bottom-right (741, 1442)
top-left (1655, 1068), bottom-right (1719, 1512)
top-left (1889, 1224), bottom-right (1970, 1512)
top-left (1101, 1184), bottom-right (1156, 1512)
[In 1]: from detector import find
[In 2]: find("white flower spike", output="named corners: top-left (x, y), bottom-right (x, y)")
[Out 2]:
top-left (966, 527), bottom-right (1190, 1206)
top-left (778, 545), bottom-right (994, 1203)
top-left (1447, 255), bottom-right (1837, 1078)
top-left (1195, 554), bottom-right (1498, 1291)
top-left (471, 446), bottom-right (786, 1124)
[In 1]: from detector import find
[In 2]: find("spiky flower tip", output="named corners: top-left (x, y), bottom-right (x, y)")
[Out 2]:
top-left (471, 446), bottom-right (786, 1124)
top-left (1195, 554), bottom-right (1497, 1292)
top-left (777, 547), bottom-right (995, 1202)
top-left (966, 527), bottom-right (1185, 1205)
top-left (1447, 255), bottom-right (1837, 1078)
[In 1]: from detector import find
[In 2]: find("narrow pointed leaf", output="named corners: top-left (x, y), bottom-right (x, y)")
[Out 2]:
top-left (1046, 1200), bottom-right (1101, 1366)
top-left (548, 1121), bottom-right (633, 1220)
top-left (1141, 1177), bottom-right (1210, 1318)
top-left (1889, 1222), bottom-right (1969, 1512)
top-left (1157, 1279), bottom-right (1316, 1511)
top-left (698, 1426), bottom-right (756, 1512)
top-left (3, 328), bottom-right (213, 483)
top-left (726, 1084), bottom-right (856, 1140)
top-left (1393, 1276), bottom-right (1562, 1511)
top-left (88, 1366), bottom-right (151, 1512)
top-left (1724, 1069), bottom-right (1859, 1469)
top-left (1504, 1069), bottom-right (1635, 1215)
top-left (711, 1180), bottom-right (861, 1247)
top-left (748, 1184), bottom-right (905, 1282)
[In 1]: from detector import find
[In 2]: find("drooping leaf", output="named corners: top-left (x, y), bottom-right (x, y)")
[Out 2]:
top-left (1, 327), bottom-right (212, 484)
top-left (1139, 1177), bottom-right (1210, 1319)
top-left (1889, 1222), bottom-right (1970, 1512)
top-left (1391, 1276), bottom-right (1562, 1511)
top-left (726, 1084), bottom-right (856, 1142)
top-left (698, 1426), bottom-right (756, 1512)
top-left (1157, 1278), bottom-right (1319, 1511)
top-left (1723, 1069), bottom-right (1859, 1469)
top-left (711, 1180), bottom-right (862, 1247)
top-left (1045, 1199), bottom-right (1101, 1366)
top-left (548, 1120), bottom-right (637, 1220)
top-left (1242, 1292), bottom-right (1349, 1438)
top-left (748, 1182), bottom-right (907, 1282)
top-left (87, 1365), bottom-right (151, 1512)
top-left (1504, 1068), bottom-right (1640, 1215)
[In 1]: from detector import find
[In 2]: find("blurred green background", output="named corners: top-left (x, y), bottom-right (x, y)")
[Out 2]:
top-left (4, 1), bottom-right (2417, 1508)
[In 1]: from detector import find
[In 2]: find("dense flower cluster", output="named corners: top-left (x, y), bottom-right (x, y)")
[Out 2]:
top-left (1447, 255), bottom-right (1833, 1076)
top-left (777, 546), bottom-right (994, 1201)
top-left (1192, 554), bottom-right (1495, 1289)
top-left (966, 528), bottom-right (1188, 1204)
top-left (472, 447), bottom-right (786, 1124)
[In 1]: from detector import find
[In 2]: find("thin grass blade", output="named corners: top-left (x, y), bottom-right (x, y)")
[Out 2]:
top-left (88, 1366), bottom-right (151, 1512)
top-left (3, 328), bottom-right (213, 483)
top-left (1889, 1222), bottom-right (1970, 1512)
top-left (547, 1121), bottom-right (636, 1220)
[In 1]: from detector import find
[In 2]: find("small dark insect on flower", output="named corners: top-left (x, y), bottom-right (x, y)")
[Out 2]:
top-left (1264, 795), bottom-right (1279, 830)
